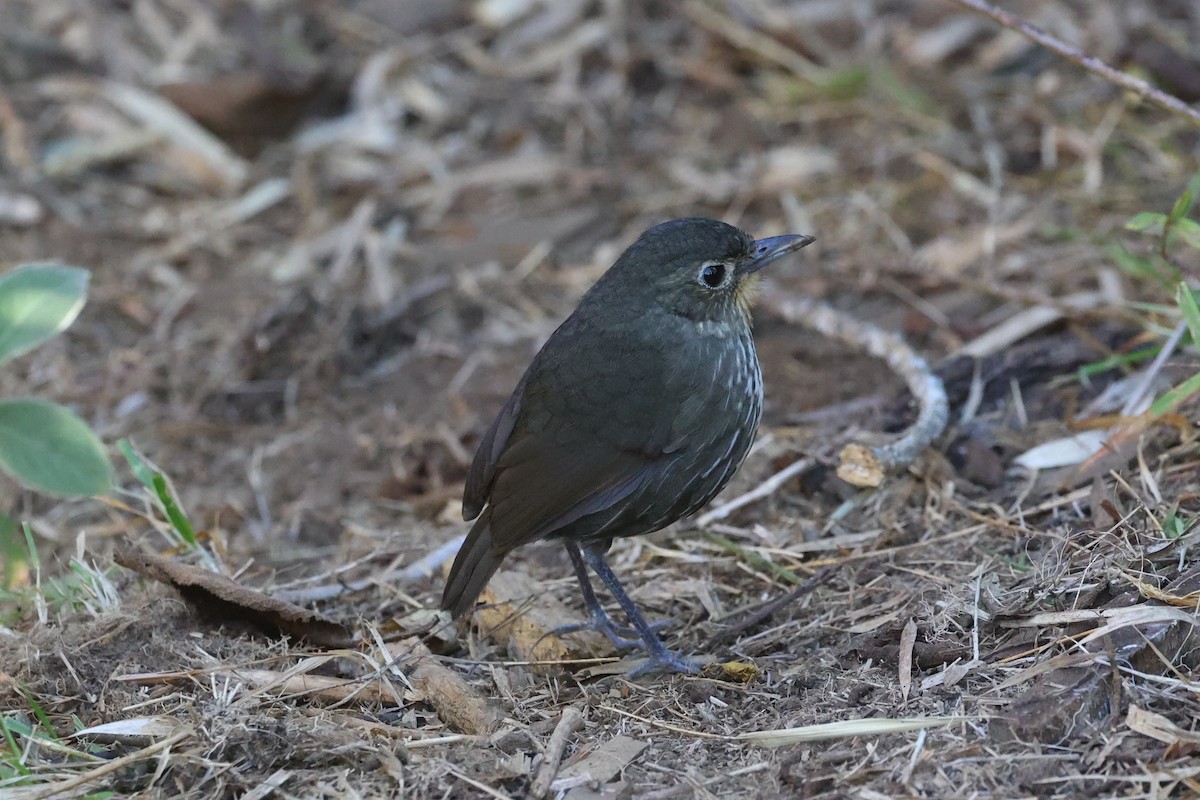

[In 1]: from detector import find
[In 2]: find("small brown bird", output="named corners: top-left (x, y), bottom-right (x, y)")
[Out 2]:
top-left (442, 218), bottom-right (814, 674)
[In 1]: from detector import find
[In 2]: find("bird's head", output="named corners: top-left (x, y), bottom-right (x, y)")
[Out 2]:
top-left (588, 218), bottom-right (814, 328)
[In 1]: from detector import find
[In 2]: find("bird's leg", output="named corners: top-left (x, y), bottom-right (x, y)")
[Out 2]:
top-left (580, 543), bottom-right (700, 676)
top-left (549, 542), bottom-right (666, 649)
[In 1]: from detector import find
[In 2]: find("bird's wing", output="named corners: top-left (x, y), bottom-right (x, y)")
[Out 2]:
top-left (485, 428), bottom-right (655, 550)
top-left (479, 320), bottom-right (714, 552)
top-left (462, 379), bottom-right (522, 521)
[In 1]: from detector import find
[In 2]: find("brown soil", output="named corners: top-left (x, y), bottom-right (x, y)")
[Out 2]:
top-left (2, 1), bottom-right (1200, 797)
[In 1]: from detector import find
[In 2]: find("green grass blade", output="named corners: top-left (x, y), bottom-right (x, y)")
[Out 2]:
top-left (117, 438), bottom-right (156, 489)
top-left (18, 686), bottom-right (59, 742)
top-left (1149, 370), bottom-right (1200, 418)
top-left (1077, 346), bottom-right (1160, 379)
top-left (117, 439), bottom-right (199, 548)
top-left (1177, 283), bottom-right (1200, 353)
top-left (151, 472), bottom-right (198, 547)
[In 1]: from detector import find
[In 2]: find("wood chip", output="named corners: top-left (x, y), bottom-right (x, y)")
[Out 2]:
top-left (474, 569), bottom-right (611, 672)
top-left (390, 638), bottom-right (505, 736)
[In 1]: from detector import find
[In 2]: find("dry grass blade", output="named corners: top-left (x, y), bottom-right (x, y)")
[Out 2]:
top-left (5, 0), bottom-right (1200, 795)
top-left (737, 717), bottom-right (963, 747)
top-left (696, 457), bottom-right (812, 527)
top-left (102, 82), bottom-right (250, 187)
top-left (9, 727), bottom-right (193, 800)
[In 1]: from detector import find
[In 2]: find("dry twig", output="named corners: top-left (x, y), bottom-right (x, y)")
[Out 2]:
top-left (529, 705), bottom-right (585, 800)
top-left (762, 289), bottom-right (948, 486)
top-left (949, 0), bottom-right (1200, 126)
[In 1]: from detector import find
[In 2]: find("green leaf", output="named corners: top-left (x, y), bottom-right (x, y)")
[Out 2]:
top-left (1077, 345), bottom-right (1159, 378)
top-left (0, 264), bottom-right (89, 366)
top-left (871, 65), bottom-right (937, 115)
top-left (1174, 218), bottom-right (1200, 250)
top-left (1185, 172), bottom-right (1200, 215)
top-left (0, 514), bottom-right (19, 590)
top-left (1169, 189), bottom-right (1194, 224)
top-left (1125, 212), bottom-right (1166, 234)
top-left (816, 66), bottom-right (870, 100)
top-left (0, 715), bottom-right (29, 775)
top-left (1177, 283), bottom-right (1200, 354)
top-left (0, 399), bottom-right (110, 496)
top-left (18, 686), bottom-right (58, 742)
top-left (117, 439), bottom-right (156, 489)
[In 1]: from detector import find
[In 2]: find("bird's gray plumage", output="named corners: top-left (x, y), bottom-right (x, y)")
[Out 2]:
top-left (442, 219), bottom-right (812, 641)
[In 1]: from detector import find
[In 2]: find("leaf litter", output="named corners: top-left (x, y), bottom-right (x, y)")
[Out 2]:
top-left (1, 0), bottom-right (1200, 797)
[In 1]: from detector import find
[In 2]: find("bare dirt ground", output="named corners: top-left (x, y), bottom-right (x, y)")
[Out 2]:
top-left (2, 1), bottom-right (1200, 797)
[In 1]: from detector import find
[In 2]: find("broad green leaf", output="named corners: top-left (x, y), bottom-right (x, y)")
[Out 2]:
top-left (0, 264), bottom-right (89, 366)
top-left (0, 399), bottom-right (110, 496)
top-left (0, 513), bottom-right (19, 589)
top-left (1124, 212), bottom-right (1166, 234)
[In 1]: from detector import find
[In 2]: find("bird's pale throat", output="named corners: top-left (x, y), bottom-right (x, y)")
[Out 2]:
top-left (734, 273), bottom-right (763, 318)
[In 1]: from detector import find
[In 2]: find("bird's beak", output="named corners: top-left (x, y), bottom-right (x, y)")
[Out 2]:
top-left (742, 234), bottom-right (815, 273)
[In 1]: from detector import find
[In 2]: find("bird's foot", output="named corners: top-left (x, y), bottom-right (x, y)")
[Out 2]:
top-left (627, 647), bottom-right (703, 678)
top-left (551, 610), bottom-right (670, 650)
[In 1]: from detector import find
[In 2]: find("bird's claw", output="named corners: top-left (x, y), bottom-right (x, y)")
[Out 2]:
top-left (551, 612), bottom-right (670, 650)
top-left (627, 650), bottom-right (703, 678)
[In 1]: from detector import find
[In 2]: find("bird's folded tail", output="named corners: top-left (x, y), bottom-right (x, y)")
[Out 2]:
top-left (441, 513), bottom-right (503, 619)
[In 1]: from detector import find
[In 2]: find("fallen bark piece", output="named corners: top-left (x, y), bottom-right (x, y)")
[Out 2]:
top-left (390, 638), bottom-right (505, 736)
top-left (115, 547), bottom-right (354, 647)
top-left (474, 569), bottom-right (612, 672)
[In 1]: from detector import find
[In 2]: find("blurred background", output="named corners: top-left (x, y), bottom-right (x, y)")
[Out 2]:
top-left (2, 0), bottom-right (1199, 796)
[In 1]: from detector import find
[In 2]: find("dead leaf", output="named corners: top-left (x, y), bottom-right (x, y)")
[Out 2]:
top-left (551, 736), bottom-right (647, 793)
top-left (70, 716), bottom-right (183, 746)
top-left (718, 661), bottom-right (759, 683)
top-left (159, 72), bottom-right (332, 143)
top-left (390, 639), bottom-right (504, 736)
top-left (114, 548), bottom-right (354, 647)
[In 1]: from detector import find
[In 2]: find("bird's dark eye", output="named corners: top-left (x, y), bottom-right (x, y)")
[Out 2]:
top-left (698, 262), bottom-right (727, 288)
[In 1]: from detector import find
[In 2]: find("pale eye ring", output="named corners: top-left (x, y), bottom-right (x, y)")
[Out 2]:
top-left (697, 261), bottom-right (729, 289)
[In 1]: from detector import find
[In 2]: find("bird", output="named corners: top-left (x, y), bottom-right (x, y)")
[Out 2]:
top-left (442, 217), bottom-right (814, 675)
